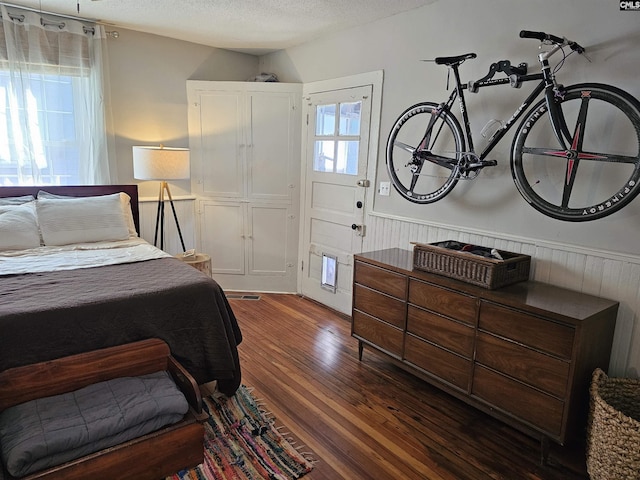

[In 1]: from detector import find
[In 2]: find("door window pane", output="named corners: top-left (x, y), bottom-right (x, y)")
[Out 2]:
top-left (339, 101), bottom-right (361, 136)
top-left (313, 140), bottom-right (335, 172)
top-left (337, 141), bottom-right (358, 175)
top-left (315, 104), bottom-right (336, 136)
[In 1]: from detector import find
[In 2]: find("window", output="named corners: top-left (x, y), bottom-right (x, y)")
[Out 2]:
top-left (0, 72), bottom-right (84, 185)
top-left (313, 100), bottom-right (362, 175)
top-left (0, 6), bottom-right (111, 186)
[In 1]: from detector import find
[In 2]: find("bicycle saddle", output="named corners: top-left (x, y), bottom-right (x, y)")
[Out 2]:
top-left (434, 53), bottom-right (476, 67)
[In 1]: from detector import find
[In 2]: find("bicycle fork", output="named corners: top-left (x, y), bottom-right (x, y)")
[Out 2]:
top-left (539, 44), bottom-right (573, 149)
top-left (537, 45), bottom-right (594, 206)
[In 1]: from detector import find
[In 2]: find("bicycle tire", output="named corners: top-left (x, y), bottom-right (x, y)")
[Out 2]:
top-left (511, 83), bottom-right (640, 221)
top-left (386, 102), bottom-right (465, 204)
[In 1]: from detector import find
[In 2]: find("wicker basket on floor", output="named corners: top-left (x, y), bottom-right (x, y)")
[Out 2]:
top-left (586, 368), bottom-right (640, 480)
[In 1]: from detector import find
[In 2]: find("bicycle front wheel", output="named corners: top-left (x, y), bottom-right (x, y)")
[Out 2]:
top-left (511, 83), bottom-right (640, 221)
top-left (386, 102), bottom-right (465, 204)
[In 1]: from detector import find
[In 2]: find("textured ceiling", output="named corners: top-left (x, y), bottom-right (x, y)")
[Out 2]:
top-left (8, 0), bottom-right (438, 54)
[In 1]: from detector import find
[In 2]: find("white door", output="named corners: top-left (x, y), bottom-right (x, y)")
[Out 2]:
top-left (194, 89), bottom-right (244, 198)
top-left (300, 85), bottom-right (373, 314)
top-left (200, 201), bottom-right (244, 275)
top-left (246, 91), bottom-right (298, 202)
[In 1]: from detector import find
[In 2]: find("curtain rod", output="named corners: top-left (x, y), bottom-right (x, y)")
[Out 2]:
top-left (0, 1), bottom-right (97, 25)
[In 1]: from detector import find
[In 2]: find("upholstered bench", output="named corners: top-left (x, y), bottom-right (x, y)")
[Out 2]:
top-left (0, 339), bottom-right (204, 480)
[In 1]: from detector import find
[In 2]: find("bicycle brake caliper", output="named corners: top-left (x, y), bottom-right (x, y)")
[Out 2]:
top-left (553, 84), bottom-right (566, 101)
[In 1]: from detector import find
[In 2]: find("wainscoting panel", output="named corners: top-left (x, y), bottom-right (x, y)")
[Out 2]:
top-left (138, 197), bottom-right (196, 256)
top-left (363, 213), bottom-right (640, 378)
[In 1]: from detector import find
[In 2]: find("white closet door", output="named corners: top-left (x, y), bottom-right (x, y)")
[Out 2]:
top-left (247, 204), bottom-right (291, 276)
top-left (197, 91), bottom-right (245, 198)
top-left (247, 92), bottom-right (296, 201)
top-left (200, 201), bottom-right (244, 275)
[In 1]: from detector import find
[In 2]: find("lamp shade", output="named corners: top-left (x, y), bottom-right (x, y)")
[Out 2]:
top-left (132, 146), bottom-right (190, 180)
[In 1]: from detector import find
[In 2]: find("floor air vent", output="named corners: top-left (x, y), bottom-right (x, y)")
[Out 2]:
top-left (226, 294), bottom-right (261, 300)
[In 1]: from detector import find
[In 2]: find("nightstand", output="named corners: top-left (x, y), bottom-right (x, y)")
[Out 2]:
top-left (175, 252), bottom-right (212, 277)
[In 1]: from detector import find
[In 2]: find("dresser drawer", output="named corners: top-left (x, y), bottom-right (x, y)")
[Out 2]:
top-left (479, 302), bottom-right (575, 359)
top-left (354, 261), bottom-right (407, 299)
top-left (475, 332), bottom-right (570, 398)
top-left (407, 305), bottom-right (474, 358)
top-left (472, 365), bottom-right (564, 437)
top-left (354, 284), bottom-right (406, 329)
top-left (409, 279), bottom-right (477, 325)
top-left (352, 310), bottom-right (403, 358)
top-left (404, 334), bottom-right (471, 390)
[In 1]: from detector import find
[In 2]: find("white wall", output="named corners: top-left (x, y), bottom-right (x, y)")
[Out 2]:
top-left (260, 0), bottom-right (640, 377)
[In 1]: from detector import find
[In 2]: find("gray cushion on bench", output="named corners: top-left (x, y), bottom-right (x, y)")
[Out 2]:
top-left (0, 371), bottom-right (189, 478)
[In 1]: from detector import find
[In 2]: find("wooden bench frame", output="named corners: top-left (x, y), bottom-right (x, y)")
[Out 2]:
top-left (0, 339), bottom-right (205, 480)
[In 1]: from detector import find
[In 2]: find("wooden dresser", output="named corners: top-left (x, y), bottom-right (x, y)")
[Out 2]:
top-left (352, 248), bottom-right (618, 458)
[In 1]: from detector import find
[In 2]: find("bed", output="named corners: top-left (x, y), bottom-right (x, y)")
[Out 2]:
top-left (0, 184), bottom-right (242, 396)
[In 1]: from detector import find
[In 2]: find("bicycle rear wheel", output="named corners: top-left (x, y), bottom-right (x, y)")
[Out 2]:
top-left (511, 83), bottom-right (640, 221)
top-left (386, 102), bottom-right (465, 204)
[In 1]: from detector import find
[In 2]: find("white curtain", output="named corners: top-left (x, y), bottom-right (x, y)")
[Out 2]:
top-left (0, 5), bottom-right (113, 185)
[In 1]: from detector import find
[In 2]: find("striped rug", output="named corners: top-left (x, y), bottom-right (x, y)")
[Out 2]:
top-left (166, 385), bottom-right (315, 480)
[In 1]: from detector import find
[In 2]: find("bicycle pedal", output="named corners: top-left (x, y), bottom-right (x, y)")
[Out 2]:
top-left (482, 159), bottom-right (498, 167)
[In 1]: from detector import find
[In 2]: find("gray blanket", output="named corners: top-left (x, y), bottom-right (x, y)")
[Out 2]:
top-left (0, 257), bottom-right (242, 395)
top-left (0, 371), bottom-right (188, 477)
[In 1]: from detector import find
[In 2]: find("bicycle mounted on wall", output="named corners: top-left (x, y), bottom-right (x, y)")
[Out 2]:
top-left (386, 30), bottom-right (640, 221)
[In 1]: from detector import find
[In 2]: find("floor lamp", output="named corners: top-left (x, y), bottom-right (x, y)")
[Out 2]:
top-left (133, 145), bottom-right (190, 252)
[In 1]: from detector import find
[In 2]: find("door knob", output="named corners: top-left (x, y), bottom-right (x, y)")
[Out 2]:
top-left (356, 201), bottom-right (363, 209)
top-left (351, 223), bottom-right (365, 236)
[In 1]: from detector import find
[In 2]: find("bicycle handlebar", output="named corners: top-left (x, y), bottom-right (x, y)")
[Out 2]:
top-left (519, 30), bottom-right (585, 54)
top-left (520, 30), bottom-right (563, 44)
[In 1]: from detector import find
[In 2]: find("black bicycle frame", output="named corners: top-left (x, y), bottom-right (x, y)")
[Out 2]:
top-left (437, 57), bottom-right (570, 162)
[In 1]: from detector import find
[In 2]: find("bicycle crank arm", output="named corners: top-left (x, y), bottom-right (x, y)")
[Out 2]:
top-left (464, 159), bottom-right (498, 170)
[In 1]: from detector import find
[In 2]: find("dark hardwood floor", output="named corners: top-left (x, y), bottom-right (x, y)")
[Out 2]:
top-left (226, 293), bottom-right (589, 480)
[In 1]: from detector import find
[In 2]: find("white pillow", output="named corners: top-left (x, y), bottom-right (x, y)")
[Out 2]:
top-left (118, 192), bottom-right (139, 237)
top-left (37, 195), bottom-right (129, 246)
top-left (37, 191), bottom-right (138, 237)
top-left (0, 195), bottom-right (35, 206)
top-left (0, 202), bottom-right (41, 250)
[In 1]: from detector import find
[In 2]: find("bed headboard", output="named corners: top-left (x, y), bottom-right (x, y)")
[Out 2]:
top-left (0, 185), bottom-right (140, 233)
